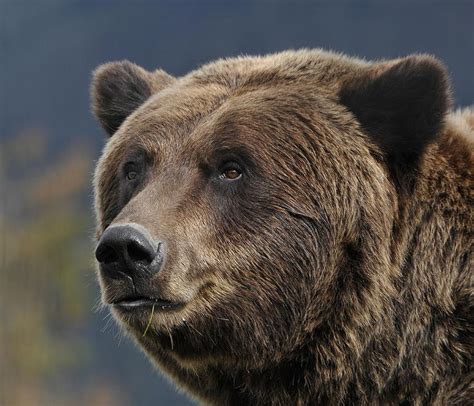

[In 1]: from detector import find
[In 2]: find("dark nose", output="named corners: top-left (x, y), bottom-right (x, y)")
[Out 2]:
top-left (95, 224), bottom-right (163, 279)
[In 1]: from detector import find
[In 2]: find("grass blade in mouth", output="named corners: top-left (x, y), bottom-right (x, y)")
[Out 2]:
top-left (142, 304), bottom-right (155, 337)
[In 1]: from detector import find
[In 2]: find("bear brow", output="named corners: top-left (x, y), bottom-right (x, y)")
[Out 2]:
top-left (122, 146), bottom-right (147, 162)
top-left (211, 143), bottom-right (254, 163)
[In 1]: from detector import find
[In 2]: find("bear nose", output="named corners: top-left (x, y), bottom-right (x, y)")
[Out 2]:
top-left (95, 224), bottom-right (163, 279)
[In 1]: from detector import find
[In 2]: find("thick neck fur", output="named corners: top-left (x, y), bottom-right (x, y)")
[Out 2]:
top-left (380, 126), bottom-right (473, 404)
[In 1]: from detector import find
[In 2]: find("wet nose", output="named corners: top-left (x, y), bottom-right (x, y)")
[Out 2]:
top-left (95, 224), bottom-right (163, 279)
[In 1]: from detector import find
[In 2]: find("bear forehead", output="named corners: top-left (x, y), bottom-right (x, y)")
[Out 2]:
top-left (113, 89), bottom-right (312, 160)
top-left (101, 49), bottom-right (370, 166)
top-left (113, 50), bottom-right (367, 149)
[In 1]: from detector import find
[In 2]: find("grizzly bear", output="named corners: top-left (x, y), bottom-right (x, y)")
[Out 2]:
top-left (91, 50), bottom-right (473, 405)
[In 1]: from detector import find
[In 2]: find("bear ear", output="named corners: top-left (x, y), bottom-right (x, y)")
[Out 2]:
top-left (91, 61), bottom-right (175, 136)
top-left (339, 55), bottom-right (451, 190)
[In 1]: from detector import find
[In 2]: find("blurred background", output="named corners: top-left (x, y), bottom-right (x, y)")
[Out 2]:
top-left (1, 0), bottom-right (472, 404)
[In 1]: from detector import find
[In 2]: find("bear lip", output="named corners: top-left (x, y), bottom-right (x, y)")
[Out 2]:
top-left (112, 295), bottom-right (184, 310)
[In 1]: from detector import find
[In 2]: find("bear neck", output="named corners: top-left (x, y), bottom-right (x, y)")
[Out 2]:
top-left (370, 127), bottom-right (473, 402)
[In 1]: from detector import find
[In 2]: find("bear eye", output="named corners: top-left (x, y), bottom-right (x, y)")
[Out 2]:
top-left (219, 162), bottom-right (242, 181)
top-left (123, 162), bottom-right (140, 181)
top-left (126, 171), bottom-right (137, 181)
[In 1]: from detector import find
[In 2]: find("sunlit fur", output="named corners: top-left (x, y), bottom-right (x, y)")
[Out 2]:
top-left (92, 50), bottom-right (473, 405)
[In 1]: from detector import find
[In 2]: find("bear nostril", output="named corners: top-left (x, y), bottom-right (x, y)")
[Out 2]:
top-left (96, 244), bottom-right (119, 264)
top-left (127, 240), bottom-right (155, 264)
top-left (95, 224), bottom-right (163, 278)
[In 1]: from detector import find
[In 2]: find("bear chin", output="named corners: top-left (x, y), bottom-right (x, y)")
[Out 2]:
top-left (118, 306), bottom-right (234, 368)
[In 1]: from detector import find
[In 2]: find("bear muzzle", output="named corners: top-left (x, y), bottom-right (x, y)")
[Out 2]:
top-left (95, 223), bottom-right (183, 309)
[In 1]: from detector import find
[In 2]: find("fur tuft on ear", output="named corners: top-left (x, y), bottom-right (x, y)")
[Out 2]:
top-left (91, 61), bottom-right (175, 136)
top-left (339, 55), bottom-right (452, 189)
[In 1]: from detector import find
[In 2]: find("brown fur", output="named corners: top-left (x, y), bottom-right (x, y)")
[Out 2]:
top-left (91, 50), bottom-right (473, 405)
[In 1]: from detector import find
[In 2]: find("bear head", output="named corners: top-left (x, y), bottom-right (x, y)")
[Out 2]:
top-left (91, 50), bottom-right (450, 390)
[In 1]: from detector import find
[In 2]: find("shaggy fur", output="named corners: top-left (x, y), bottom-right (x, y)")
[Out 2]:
top-left (91, 49), bottom-right (473, 405)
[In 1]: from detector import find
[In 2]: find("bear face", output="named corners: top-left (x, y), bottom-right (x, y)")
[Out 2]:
top-left (92, 50), bottom-right (471, 404)
top-left (94, 52), bottom-right (395, 363)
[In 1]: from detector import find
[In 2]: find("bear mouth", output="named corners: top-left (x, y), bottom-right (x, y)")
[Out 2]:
top-left (112, 296), bottom-right (184, 311)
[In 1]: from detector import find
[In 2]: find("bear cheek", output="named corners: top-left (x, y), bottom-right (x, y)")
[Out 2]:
top-left (170, 212), bottom-right (222, 281)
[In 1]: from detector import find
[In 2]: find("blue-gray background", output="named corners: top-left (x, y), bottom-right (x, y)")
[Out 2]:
top-left (1, 1), bottom-right (472, 404)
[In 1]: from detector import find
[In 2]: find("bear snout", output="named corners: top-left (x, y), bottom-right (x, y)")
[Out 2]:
top-left (95, 223), bottom-right (164, 281)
